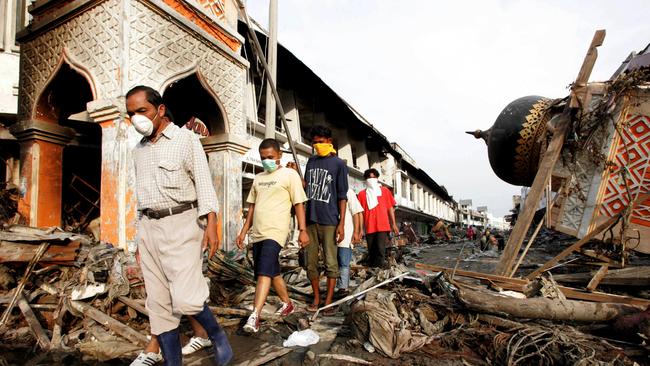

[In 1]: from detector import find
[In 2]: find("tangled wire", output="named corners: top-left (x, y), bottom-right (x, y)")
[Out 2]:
top-left (496, 326), bottom-right (628, 366)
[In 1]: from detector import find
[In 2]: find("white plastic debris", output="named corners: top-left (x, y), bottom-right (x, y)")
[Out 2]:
top-left (282, 329), bottom-right (320, 347)
top-left (363, 341), bottom-right (375, 353)
top-left (71, 283), bottom-right (107, 300)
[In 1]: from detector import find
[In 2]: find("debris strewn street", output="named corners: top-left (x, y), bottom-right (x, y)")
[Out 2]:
top-left (1, 219), bottom-right (649, 365)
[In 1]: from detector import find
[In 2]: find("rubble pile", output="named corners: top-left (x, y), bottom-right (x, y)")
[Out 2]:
top-left (0, 184), bottom-right (20, 226)
top-left (0, 224), bottom-right (649, 365)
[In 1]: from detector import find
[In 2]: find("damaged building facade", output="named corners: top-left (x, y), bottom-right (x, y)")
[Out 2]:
top-left (0, 0), bottom-right (458, 251)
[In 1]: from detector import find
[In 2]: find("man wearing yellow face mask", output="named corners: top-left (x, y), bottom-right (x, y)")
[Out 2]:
top-left (302, 125), bottom-right (349, 314)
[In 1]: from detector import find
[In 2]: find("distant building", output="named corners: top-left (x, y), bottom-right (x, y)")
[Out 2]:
top-left (458, 199), bottom-right (488, 228)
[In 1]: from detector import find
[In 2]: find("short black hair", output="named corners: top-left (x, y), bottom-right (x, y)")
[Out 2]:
top-left (126, 85), bottom-right (174, 122)
top-left (127, 85), bottom-right (162, 107)
top-left (310, 125), bottom-right (332, 139)
top-left (364, 168), bottom-right (380, 179)
top-left (259, 138), bottom-right (281, 152)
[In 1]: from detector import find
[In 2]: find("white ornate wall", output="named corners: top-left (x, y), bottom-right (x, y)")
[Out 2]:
top-left (19, 0), bottom-right (247, 137)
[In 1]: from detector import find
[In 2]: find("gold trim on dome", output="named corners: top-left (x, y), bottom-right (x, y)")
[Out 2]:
top-left (513, 98), bottom-right (553, 181)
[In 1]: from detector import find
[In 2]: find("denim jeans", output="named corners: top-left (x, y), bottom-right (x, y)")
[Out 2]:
top-left (337, 247), bottom-right (353, 289)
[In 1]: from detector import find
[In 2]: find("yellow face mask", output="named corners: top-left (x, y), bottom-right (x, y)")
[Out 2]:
top-left (313, 143), bottom-right (336, 157)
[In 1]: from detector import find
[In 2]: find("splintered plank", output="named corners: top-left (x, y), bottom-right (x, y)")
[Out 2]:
top-left (586, 265), bottom-right (609, 291)
top-left (0, 240), bottom-right (81, 264)
top-left (415, 263), bottom-right (650, 308)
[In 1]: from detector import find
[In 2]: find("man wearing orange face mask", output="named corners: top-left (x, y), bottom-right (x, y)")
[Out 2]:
top-left (302, 125), bottom-right (349, 314)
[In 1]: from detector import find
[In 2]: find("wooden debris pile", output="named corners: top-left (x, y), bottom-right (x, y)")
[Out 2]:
top-left (0, 184), bottom-right (20, 226)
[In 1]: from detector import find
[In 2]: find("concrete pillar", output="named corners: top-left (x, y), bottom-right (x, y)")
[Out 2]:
top-left (89, 101), bottom-right (140, 251)
top-left (404, 177), bottom-right (411, 203)
top-left (280, 89), bottom-right (301, 143)
top-left (356, 141), bottom-right (369, 171)
top-left (203, 135), bottom-right (249, 251)
top-left (10, 120), bottom-right (74, 227)
top-left (335, 129), bottom-right (352, 165)
top-left (393, 171), bottom-right (402, 204)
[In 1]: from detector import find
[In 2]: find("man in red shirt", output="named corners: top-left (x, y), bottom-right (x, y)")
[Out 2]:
top-left (357, 168), bottom-right (399, 268)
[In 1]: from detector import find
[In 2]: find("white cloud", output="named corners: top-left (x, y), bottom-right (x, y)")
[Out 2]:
top-left (245, 0), bottom-right (650, 216)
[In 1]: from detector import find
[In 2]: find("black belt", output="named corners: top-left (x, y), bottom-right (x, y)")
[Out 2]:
top-left (141, 201), bottom-right (197, 220)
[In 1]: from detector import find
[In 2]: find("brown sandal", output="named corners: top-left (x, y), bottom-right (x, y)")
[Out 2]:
top-left (321, 306), bottom-right (336, 316)
top-left (307, 303), bottom-right (319, 312)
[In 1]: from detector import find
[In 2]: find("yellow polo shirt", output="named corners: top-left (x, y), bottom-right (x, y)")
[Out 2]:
top-left (246, 167), bottom-right (307, 247)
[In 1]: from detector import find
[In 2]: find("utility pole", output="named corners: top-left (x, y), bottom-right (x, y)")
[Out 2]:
top-left (264, 0), bottom-right (278, 138)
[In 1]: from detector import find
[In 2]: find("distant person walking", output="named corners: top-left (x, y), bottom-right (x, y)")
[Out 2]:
top-left (337, 188), bottom-right (364, 294)
top-left (357, 168), bottom-right (398, 268)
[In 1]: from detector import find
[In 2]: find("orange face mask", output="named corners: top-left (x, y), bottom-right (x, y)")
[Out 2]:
top-left (313, 143), bottom-right (336, 157)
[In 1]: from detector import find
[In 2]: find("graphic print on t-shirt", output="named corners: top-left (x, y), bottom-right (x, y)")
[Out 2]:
top-left (258, 181), bottom-right (277, 189)
top-left (307, 168), bottom-right (332, 203)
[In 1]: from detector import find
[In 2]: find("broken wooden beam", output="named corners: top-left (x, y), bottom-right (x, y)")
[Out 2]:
top-left (117, 296), bottom-right (148, 316)
top-left (70, 300), bottom-right (148, 347)
top-left (318, 354), bottom-right (372, 365)
top-left (510, 215), bottom-right (545, 277)
top-left (553, 266), bottom-right (650, 287)
top-left (0, 240), bottom-right (80, 264)
top-left (416, 263), bottom-right (650, 308)
top-left (0, 242), bottom-right (49, 326)
top-left (16, 292), bottom-right (50, 350)
top-left (586, 265), bottom-right (609, 292)
top-left (526, 214), bottom-right (620, 279)
top-left (457, 283), bottom-right (637, 322)
top-left (415, 263), bottom-right (528, 285)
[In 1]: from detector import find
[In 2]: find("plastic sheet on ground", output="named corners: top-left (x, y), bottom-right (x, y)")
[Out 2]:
top-left (282, 329), bottom-right (320, 347)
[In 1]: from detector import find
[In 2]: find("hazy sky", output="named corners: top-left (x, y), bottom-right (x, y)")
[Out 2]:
top-left (245, 0), bottom-right (649, 217)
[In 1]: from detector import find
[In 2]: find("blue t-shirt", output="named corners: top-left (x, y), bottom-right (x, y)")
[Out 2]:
top-left (305, 155), bottom-right (349, 225)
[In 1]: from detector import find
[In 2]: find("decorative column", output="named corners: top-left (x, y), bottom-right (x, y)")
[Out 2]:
top-left (202, 134), bottom-right (249, 251)
top-left (88, 100), bottom-right (140, 251)
top-left (10, 120), bottom-right (74, 227)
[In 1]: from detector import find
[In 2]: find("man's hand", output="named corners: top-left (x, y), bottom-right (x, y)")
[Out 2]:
top-left (235, 232), bottom-right (246, 250)
top-left (298, 229), bottom-right (310, 248)
top-left (392, 224), bottom-right (399, 236)
top-left (352, 232), bottom-right (362, 245)
top-left (203, 212), bottom-right (220, 258)
top-left (336, 223), bottom-right (345, 243)
top-left (286, 161), bottom-right (299, 171)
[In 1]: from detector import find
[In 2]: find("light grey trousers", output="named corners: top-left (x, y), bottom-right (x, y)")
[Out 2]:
top-left (138, 208), bottom-right (209, 335)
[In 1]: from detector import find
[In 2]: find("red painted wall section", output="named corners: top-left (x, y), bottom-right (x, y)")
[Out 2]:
top-left (36, 140), bottom-right (63, 227)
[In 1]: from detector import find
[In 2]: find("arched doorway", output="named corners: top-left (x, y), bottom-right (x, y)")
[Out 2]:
top-left (33, 62), bottom-right (99, 231)
top-left (162, 73), bottom-right (227, 136)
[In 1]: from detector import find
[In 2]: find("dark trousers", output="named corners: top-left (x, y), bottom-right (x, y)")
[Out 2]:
top-left (366, 231), bottom-right (389, 268)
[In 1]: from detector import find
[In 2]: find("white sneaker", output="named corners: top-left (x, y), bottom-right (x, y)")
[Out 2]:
top-left (130, 352), bottom-right (163, 366)
top-left (274, 301), bottom-right (295, 317)
top-left (181, 336), bottom-right (212, 355)
top-left (243, 312), bottom-right (260, 333)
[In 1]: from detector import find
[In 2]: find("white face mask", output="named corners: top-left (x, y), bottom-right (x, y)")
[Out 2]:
top-left (366, 178), bottom-right (380, 190)
top-left (131, 108), bottom-right (159, 137)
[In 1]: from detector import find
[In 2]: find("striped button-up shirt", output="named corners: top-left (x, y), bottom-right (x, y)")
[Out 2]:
top-left (133, 123), bottom-right (218, 218)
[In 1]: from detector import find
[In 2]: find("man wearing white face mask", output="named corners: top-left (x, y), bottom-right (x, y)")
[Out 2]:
top-left (235, 138), bottom-right (309, 333)
top-left (126, 86), bottom-right (232, 366)
top-left (357, 168), bottom-right (399, 268)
